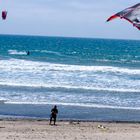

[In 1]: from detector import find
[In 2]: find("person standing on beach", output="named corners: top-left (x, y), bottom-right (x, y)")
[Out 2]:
top-left (49, 105), bottom-right (58, 125)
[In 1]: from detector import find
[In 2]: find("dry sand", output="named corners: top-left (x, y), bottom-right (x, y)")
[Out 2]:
top-left (0, 119), bottom-right (139, 140)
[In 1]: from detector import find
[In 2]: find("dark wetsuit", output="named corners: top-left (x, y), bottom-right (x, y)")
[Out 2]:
top-left (50, 107), bottom-right (58, 125)
top-left (27, 51), bottom-right (30, 55)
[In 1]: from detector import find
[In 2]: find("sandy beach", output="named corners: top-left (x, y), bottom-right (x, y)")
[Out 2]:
top-left (0, 119), bottom-right (139, 140)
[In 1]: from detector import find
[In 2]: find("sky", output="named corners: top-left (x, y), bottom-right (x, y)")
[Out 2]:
top-left (0, 0), bottom-right (140, 40)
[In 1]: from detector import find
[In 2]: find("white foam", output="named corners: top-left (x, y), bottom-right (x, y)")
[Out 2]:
top-left (0, 58), bottom-right (140, 75)
top-left (0, 82), bottom-right (139, 93)
top-left (0, 58), bottom-right (140, 93)
top-left (40, 50), bottom-right (63, 56)
top-left (8, 50), bottom-right (27, 55)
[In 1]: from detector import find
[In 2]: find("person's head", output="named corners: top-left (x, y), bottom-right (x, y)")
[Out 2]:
top-left (54, 105), bottom-right (57, 109)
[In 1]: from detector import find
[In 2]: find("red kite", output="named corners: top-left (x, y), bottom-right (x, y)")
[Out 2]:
top-left (107, 3), bottom-right (140, 30)
top-left (2, 11), bottom-right (7, 20)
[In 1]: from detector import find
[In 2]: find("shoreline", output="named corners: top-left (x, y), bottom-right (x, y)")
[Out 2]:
top-left (1, 117), bottom-right (140, 124)
top-left (0, 104), bottom-right (140, 122)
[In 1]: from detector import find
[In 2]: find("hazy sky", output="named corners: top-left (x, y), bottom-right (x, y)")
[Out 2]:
top-left (0, 0), bottom-right (140, 40)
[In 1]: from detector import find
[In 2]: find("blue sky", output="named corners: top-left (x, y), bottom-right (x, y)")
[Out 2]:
top-left (0, 0), bottom-right (140, 40)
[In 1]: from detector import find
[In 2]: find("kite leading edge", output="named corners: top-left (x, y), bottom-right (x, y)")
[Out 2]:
top-left (107, 3), bottom-right (140, 30)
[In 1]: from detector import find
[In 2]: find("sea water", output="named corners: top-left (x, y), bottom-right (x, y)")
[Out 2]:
top-left (0, 35), bottom-right (140, 121)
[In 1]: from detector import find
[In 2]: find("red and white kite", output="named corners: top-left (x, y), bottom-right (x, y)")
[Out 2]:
top-left (107, 3), bottom-right (140, 30)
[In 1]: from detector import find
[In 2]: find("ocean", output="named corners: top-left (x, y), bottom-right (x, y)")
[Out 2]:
top-left (0, 34), bottom-right (140, 121)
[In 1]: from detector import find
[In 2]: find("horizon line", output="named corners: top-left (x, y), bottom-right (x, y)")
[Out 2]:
top-left (0, 33), bottom-right (139, 41)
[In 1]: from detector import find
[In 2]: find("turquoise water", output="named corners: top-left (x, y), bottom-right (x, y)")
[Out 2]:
top-left (0, 35), bottom-right (140, 120)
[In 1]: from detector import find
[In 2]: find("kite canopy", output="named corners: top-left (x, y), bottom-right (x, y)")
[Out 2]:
top-left (107, 3), bottom-right (140, 30)
top-left (2, 11), bottom-right (7, 20)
